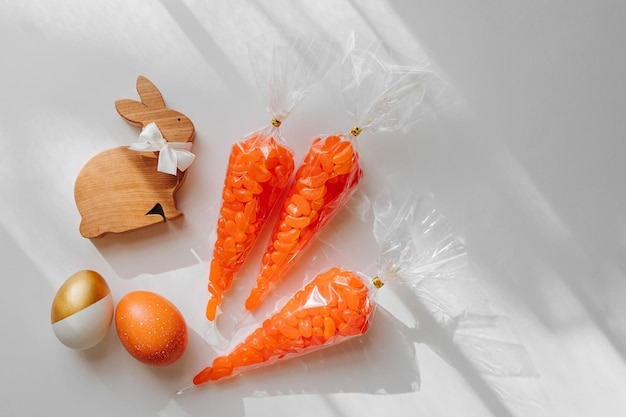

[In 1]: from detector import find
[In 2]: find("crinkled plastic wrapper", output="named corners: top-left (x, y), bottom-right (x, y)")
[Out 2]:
top-left (243, 32), bottom-right (446, 312)
top-left (206, 33), bottom-right (338, 321)
top-left (184, 33), bottom-right (541, 415)
top-left (182, 187), bottom-right (540, 417)
top-left (184, 183), bottom-right (463, 389)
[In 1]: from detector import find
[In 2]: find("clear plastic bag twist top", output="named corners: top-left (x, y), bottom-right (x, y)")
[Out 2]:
top-left (371, 185), bottom-right (545, 416)
top-left (205, 33), bottom-right (338, 322)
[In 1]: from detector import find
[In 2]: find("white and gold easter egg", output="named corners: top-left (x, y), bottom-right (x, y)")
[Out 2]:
top-left (51, 270), bottom-right (114, 350)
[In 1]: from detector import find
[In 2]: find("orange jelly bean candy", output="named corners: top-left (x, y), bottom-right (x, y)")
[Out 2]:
top-left (193, 268), bottom-right (374, 386)
top-left (244, 135), bottom-right (364, 312)
top-left (206, 133), bottom-right (294, 321)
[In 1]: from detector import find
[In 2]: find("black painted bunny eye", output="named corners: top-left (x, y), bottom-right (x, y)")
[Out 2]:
top-left (177, 117), bottom-right (181, 121)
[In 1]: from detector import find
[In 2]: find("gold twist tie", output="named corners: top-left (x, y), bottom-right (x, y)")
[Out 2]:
top-left (271, 117), bottom-right (282, 127)
top-left (350, 126), bottom-right (362, 136)
top-left (372, 276), bottom-right (385, 289)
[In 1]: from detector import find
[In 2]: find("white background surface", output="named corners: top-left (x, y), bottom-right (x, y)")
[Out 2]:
top-left (2, 1), bottom-right (626, 416)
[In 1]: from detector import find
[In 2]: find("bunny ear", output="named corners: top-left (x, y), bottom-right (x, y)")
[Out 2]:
top-left (115, 99), bottom-right (150, 126)
top-left (114, 76), bottom-right (168, 126)
top-left (135, 76), bottom-right (166, 109)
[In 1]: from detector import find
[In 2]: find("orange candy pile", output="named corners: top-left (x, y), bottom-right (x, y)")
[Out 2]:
top-left (206, 133), bottom-right (294, 321)
top-left (245, 134), bottom-right (363, 311)
top-left (193, 268), bottom-right (373, 385)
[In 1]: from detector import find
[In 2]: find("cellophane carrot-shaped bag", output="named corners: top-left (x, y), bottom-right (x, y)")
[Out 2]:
top-left (244, 33), bottom-right (446, 312)
top-left (183, 188), bottom-right (537, 400)
top-left (183, 188), bottom-right (469, 389)
top-left (206, 34), bottom-right (338, 321)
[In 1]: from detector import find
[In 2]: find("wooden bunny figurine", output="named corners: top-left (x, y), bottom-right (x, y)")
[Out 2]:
top-left (74, 76), bottom-right (196, 238)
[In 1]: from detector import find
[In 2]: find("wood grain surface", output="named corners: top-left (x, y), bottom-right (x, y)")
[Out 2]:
top-left (74, 76), bottom-right (195, 238)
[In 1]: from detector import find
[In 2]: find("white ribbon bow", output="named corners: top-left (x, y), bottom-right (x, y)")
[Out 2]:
top-left (129, 122), bottom-right (195, 175)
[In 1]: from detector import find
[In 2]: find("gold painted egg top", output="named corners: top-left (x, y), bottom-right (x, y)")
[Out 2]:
top-left (51, 270), bottom-right (111, 323)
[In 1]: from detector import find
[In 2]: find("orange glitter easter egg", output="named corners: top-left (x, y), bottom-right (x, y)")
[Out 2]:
top-left (115, 291), bottom-right (188, 366)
